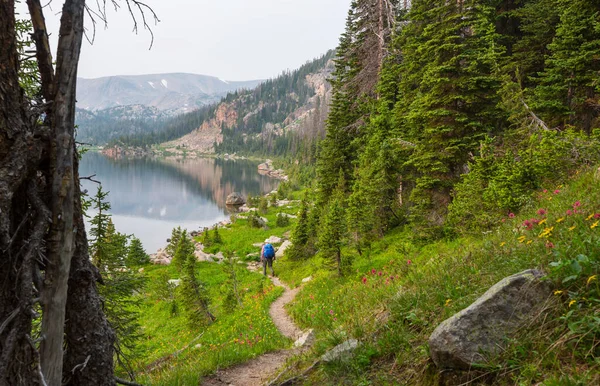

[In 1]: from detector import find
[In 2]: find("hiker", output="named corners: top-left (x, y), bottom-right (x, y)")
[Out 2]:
top-left (261, 242), bottom-right (276, 276)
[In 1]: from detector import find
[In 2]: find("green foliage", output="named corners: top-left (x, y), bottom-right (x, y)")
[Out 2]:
top-left (318, 173), bottom-right (349, 276)
top-left (213, 227), bottom-right (223, 244)
top-left (246, 211), bottom-right (264, 229)
top-left (220, 252), bottom-right (243, 313)
top-left (166, 226), bottom-right (183, 257)
top-left (172, 230), bottom-right (195, 271)
top-left (88, 186), bottom-right (145, 372)
top-left (201, 228), bottom-right (212, 247)
top-left (15, 18), bottom-right (40, 97)
top-left (275, 213), bottom-right (290, 228)
top-left (127, 237), bottom-right (150, 266)
top-left (179, 243), bottom-right (215, 327)
top-left (287, 192), bottom-right (318, 260)
top-left (258, 196), bottom-right (269, 214)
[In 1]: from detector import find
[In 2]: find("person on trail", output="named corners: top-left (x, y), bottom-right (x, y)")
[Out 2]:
top-left (261, 242), bottom-right (276, 276)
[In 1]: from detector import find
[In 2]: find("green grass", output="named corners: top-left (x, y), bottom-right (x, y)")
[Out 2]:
top-left (129, 199), bottom-right (300, 385)
top-left (275, 166), bottom-right (600, 385)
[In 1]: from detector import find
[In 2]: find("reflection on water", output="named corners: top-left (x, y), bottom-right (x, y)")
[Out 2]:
top-left (80, 152), bottom-right (278, 252)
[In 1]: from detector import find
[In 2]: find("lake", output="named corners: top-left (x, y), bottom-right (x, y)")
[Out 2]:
top-left (80, 152), bottom-right (279, 253)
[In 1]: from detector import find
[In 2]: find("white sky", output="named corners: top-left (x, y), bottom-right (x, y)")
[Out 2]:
top-left (17, 0), bottom-right (350, 80)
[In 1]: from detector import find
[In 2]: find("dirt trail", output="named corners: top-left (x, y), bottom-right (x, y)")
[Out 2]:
top-left (200, 275), bottom-right (306, 386)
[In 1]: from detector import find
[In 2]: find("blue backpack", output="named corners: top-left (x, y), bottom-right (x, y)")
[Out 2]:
top-left (263, 243), bottom-right (275, 259)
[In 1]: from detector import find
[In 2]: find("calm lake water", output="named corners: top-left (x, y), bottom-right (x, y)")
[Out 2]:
top-left (80, 152), bottom-right (278, 253)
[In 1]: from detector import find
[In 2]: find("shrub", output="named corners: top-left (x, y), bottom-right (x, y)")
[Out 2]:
top-left (276, 213), bottom-right (290, 227)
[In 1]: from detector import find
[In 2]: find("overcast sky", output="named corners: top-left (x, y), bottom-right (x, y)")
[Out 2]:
top-left (17, 0), bottom-right (350, 80)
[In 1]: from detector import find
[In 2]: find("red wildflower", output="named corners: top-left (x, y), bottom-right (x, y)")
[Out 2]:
top-left (378, 271), bottom-right (383, 276)
top-left (362, 277), bottom-right (367, 284)
top-left (508, 213), bottom-right (515, 218)
top-left (371, 268), bottom-right (376, 275)
top-left (407, 260), bottom-right (412, 265)
top-left (543, 189), bottom-right (548, 193)
top-left (595, 213), bottom-right (600, 219)
top-left (566, 209), bottom-right (573, 216)
top-left (546, 241), bottom-right (555, 249)
top-left (573, 201), bottom-right (581, 208)
top-left (523, 220), bottom-right (533, 230)
top-left (537, 208), bottom-right (546, 216)
top-left (329, 310), bottom-right (334, 315)
top-left (531, 218), bottom-right (540, 224)
top-left (554, 189), bottom-right (560, 194)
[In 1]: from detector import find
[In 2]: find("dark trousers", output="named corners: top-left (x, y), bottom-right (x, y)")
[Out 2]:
top-left (263, 257), bottom-right (274, 276)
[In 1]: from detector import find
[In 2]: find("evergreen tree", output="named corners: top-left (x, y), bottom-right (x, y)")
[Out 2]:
top-left (533, 0), bottom-right (600, 134)
top-left (88, 186), bottom-right (145, 373)
top-left (166, 226), bottom-right (183, 256)
top-left (172, 230), bottom-right (195, 271)
top-left (201, 228), bottom-right (213, 247)
top-left (318, 173), bottom-right (348, 276)
top-left (180, 247), bottom-right (215, 326)
top-left (221, 252), bottom-right (243, 312)
top-left (287, 192), bottom-right (311, 260)
top-left (126, 236), bottom-right (150, 266)
top-left (213, 227), bottom-right (223, 244)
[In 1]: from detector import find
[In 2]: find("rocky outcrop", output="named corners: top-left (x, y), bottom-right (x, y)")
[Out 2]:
top-left (264, 236), bottom-right (283, 244)
top-left (150, 248), bottom-right (172, 265)
top-left (276, 240), bottom-right (292, 259)
top-left (257, 159), bottom-right (289, 181)
top-left (429, 269), bottom-right (552, 370)
top-left (226, 192), bottom-right (245, 206)
top-left (321, 339), bottom-right (359, 362)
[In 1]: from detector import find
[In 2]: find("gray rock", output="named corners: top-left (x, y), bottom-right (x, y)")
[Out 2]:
top-left (294, 329), bottom-right (315, 348)
top-left (321, 339), bottom-right (359, 362)
top-left (168, 279), bottom-right (181, 287)
top-left (301, 276), bottom-right (312, 283)
top-left (276, 240), bottom-right (292, 258)
top-left (429, 269), bottom-right (552, 370)
top-left (264, 236), bottom-right (283, 244)
top-left (225, 192), bottom-right (245, 206)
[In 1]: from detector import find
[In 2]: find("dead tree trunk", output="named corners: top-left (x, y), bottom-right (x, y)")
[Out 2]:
top-left (0, 0), bottom-right (115, 384)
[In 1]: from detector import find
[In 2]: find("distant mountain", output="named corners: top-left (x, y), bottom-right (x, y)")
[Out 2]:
top-left (113, 51), bottom-right (335, 156)
top-left (76, 73), bottom-right (263, 113)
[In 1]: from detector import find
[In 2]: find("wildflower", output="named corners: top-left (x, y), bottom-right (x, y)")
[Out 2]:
top-left (500, 242), bottom-right (506, 247)
top-left (537, 208), bottom-right (547, 216)
top-left (553, 290), bottom-right (563, 295)
top-left (523, 220), bottom-right (533, 230)
top-left (566, 209), bottom-right (573, 216)
top-left (538, 218), bottom-right (547, 225)
top-left (508, 213), bottom-right (515, 218)
top-left (362, 277), bottom-right (367, 284)
top-left (526, 240), bottom-right (533, 245)
top-left (538, 226), bottom-right (554, 238)
top-left (586, 213), bottom-right (594, 221)
top-left (378, 271), bottom-right (383, 276)
top-left (371, 268), bottom-right (376, 275)
top-left (556, 217), bottom-right (565, 223)
top-left (501, 218), bottom-right (506, 223)
top-left (573, 201), bottom-right (581, 208)
top-left (407, 259), bottom-right (412, 265)
top-left (568, 299), bottom-right (576, 308)
top-left (518, 235), bottom-right (527, 243)
top-left (546, 241), bottom-right (554, 249)
top-left (591, 221), bottom-right (599, 229)
top-left (568, 225), bottom-right (576, 231)
top-left (554, 189), bottom-right (560, 194)
top-left (595, 213), bottom-right (600, 219)
top-left (329, 309), bottom-right (334, 315)
top-left (543, 189), bottom-right (548, 193)
top-left (587, 275), bottom-right (597, 285)
top-left (445, 299), bottom-right (452, 306)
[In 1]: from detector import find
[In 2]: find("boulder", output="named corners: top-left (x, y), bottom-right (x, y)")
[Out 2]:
top-left (226, 192), bottom-right (245, 206)
top-left (277, 212), bottom-right (297, 219)
top-left (301, 276), bottom-right (312, 283)
top-left (168, 279), bottom-right (181, 287)
top-left (264, 236), bottom-right (283, 244)
top-left (294, 329), bottom-right (315, 348)
top-left (276, 240), bottom-right (292, 258)
top-left (321, 339), bottom-right (359, 362)
top-left (195, 250), bottom-right (213, 262)
top-left (429, 269), bottom-right (552, 370)
top-left (252, 242), bottom-right (264, 248)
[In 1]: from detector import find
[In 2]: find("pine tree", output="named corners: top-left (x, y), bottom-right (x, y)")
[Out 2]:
top-left (172, 231), bottom-right (195, 271)
top-left (180, 247), bottom-right (215, 326)
top-left (166, 226), bottom-right (183, 256)
top-left (88, 186), bottom-right (145, 372)
top-left (318, 173), bottom-right (349, 276)
top-left (533, 0), bottom-right (600, 134)
top-left (126, 236), bottom-right (150, 266)
top-left (213, 227), bottom-right (223, 244)
top-left (287, 192), bottom-right (311, 259)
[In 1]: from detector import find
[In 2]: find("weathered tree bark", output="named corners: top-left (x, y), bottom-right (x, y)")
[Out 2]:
top-left (1, 0), bottom-right (115, 384)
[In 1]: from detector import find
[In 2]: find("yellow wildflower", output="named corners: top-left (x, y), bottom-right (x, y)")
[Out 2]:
top-left (518, 235), bottom-right (527, 243)
top-left (556, 217), bottom-right (565, 223)
top-left (591, 221), bottom-right (599, 229)
top-left (568, 299), bottom-right (577, 308)
top-left (568, 225), bottom-right (576, 231)
top-left (586, 213), bottom-right (594, 221)
top-left (538, 218), bottom-right (547, 225)
top-left (445, 299), bottom-right (452, 306)
top-left (538, 226), bottom-right (554, 238)
top-left (526, 240), bottom-right (533, 245)
top-left (500, 242), bottom-right (506, 247)
top-left (548, 197), bottom-right (553, 201)
top-left (553, 290), bottom-right (563, 295)
top-left (588, 275), bottom-right (597, 285)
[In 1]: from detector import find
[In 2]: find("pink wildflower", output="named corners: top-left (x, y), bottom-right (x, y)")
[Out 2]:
top-left (362, 277), bottom-right (367, 284)
top-left (566, 209), bottom-right (573, 216)
top-left (543, 189), bottom-right (548, 193)
top-left (407, 260), bottom-right (412, 265)
top-left (595, 213), bottom-right (600, 219)
top-left (554, 189), bottom-right (560, 194)
top-left (508, 213), bottom-right (515, 218)
top-left (523, 220), bottom-right (533, 230)
top-left (371, 268), bottom-right (376, 275)
top-left (329, 310), bottom-right (334, 315)
top-left (537, 208), bottom-right (546, 216)
top-left (546, 241), bottom-right (555, 249)
top-left (573, 201), bottom-right (581, 208)
top-left (378, 271), bottom-right (383, 276)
